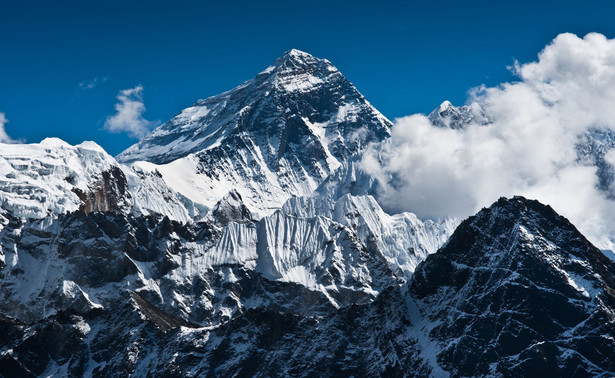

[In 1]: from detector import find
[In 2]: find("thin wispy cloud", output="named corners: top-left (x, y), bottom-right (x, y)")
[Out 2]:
top-left (0, 113), bottom-right (19, 144)
top-left (362, 32), bottom-right (615, 250)
top-left (104, 85), bottom-right (153, 139)
top-left (79, 76), bottom-right (108, 90)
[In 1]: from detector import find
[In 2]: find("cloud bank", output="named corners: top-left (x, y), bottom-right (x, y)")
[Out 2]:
top-left (104, 85), bottom-right (153, 138)
top-left (362, 32), bottom-right (615, 250)
top-left (0, 113), bottom-right (18, 144)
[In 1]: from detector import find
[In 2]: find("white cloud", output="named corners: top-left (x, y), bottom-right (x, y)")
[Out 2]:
top-left (362, 32), bottom-right (615, 250)
top-left (79, 76), bottom-right (108, 90)
top-left (104, 85), bottom-right (153, 138)
top-left (0, 113), bottom-right (18, 144)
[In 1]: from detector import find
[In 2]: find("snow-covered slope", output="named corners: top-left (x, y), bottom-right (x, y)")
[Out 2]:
top-left (0, 138), bottom-right (201, 223)
top-left (0, 138), bottom-right (117, 218)
top-left (118, 49), bottom-right (391, 218)
top-left (282, 193), bottom-right (456, 278)
top-left (0, 191), bottom-right (451, 326)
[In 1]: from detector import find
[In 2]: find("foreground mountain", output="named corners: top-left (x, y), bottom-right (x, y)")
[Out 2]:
top-left (2, 197), bottom-right (613, 376)
top-left (409, 196), bottom-right (615, 376)
top-left (118, 49), bottom-right (391, 218)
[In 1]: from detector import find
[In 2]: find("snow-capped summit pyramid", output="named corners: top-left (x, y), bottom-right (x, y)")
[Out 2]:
top-left (118, 49), bottom-right (391, 165)
top-left (118, 49), bottom-right (392, 217)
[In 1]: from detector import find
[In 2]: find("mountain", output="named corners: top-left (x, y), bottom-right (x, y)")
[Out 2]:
top-left (427, 100), bottom-right (491, 129)
top-left (117, 49), bottom-right (391, 218)
top-left (2, 197), bottom-right (613, 376)
top-left (409, 196), bottom-right (615, 376)
top-left (2, 50), bottom-right (614, 377)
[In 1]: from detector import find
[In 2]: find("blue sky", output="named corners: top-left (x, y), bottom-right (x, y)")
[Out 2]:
top-left (1, 0), bottom-right (614, 155)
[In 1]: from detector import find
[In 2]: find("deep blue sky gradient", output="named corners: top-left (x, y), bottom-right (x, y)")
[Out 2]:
top-left (1, 0), bottom-right (614, 155)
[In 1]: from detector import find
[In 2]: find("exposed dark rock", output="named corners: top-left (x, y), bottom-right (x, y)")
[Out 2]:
top-left (73, 166), bottom-right (129, 214)
top-left (211, 190), bottom-right (252, 226)
top-left (409, 196), bottom-right (615, 376)
top-left (130, 291), bottom-right (200, 331)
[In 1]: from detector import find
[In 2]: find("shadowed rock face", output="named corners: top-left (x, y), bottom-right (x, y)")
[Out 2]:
top-left (1, 197), bottom-right (613, 377)
top-left (409, 196), bottom-right (615, 376)
top-left (210, 190), bottom-right (252, 226)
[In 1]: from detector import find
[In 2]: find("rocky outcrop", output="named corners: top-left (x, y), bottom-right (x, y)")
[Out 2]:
top-left (73, 166), bottom-right (129, 214)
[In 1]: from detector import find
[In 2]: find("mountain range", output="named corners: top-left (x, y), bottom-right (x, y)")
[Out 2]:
top-left (0, 50), bottom-right (614, 377)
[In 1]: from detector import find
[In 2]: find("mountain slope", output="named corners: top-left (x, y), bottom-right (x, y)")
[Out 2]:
top-left (0, 191), bottom-right (445, 327)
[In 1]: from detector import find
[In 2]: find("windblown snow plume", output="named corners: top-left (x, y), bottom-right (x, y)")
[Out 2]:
top-left (362, 32), bottom-right (615, 249)
top-left (104, 85), bottom-right (153, 138)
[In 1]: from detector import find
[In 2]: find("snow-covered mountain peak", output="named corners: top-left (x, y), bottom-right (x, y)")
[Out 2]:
top-left (280, 48), bottom-right (314, 60)
top-left (428, 100), bottom-right (491, 129)
top-left (258, 48), bottom-right (335, 76)
top-left (118, 49), bottom-right (390, 164)
top-left (39, 137), bottom-right (72, 148)
top-left (268, 48), bottom-right (326, 71)
top-left (117, 50), bottom-right (392, 217)
top-left (436, 100), bottom-right (453, 111)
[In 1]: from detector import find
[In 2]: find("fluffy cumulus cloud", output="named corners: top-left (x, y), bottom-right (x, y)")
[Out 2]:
top-left (362, 33), bottom-right (615, 250)
top-left (0, 113), bottom-right (18, 144)
top-left (104, 85), bottom-right (153, 138)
